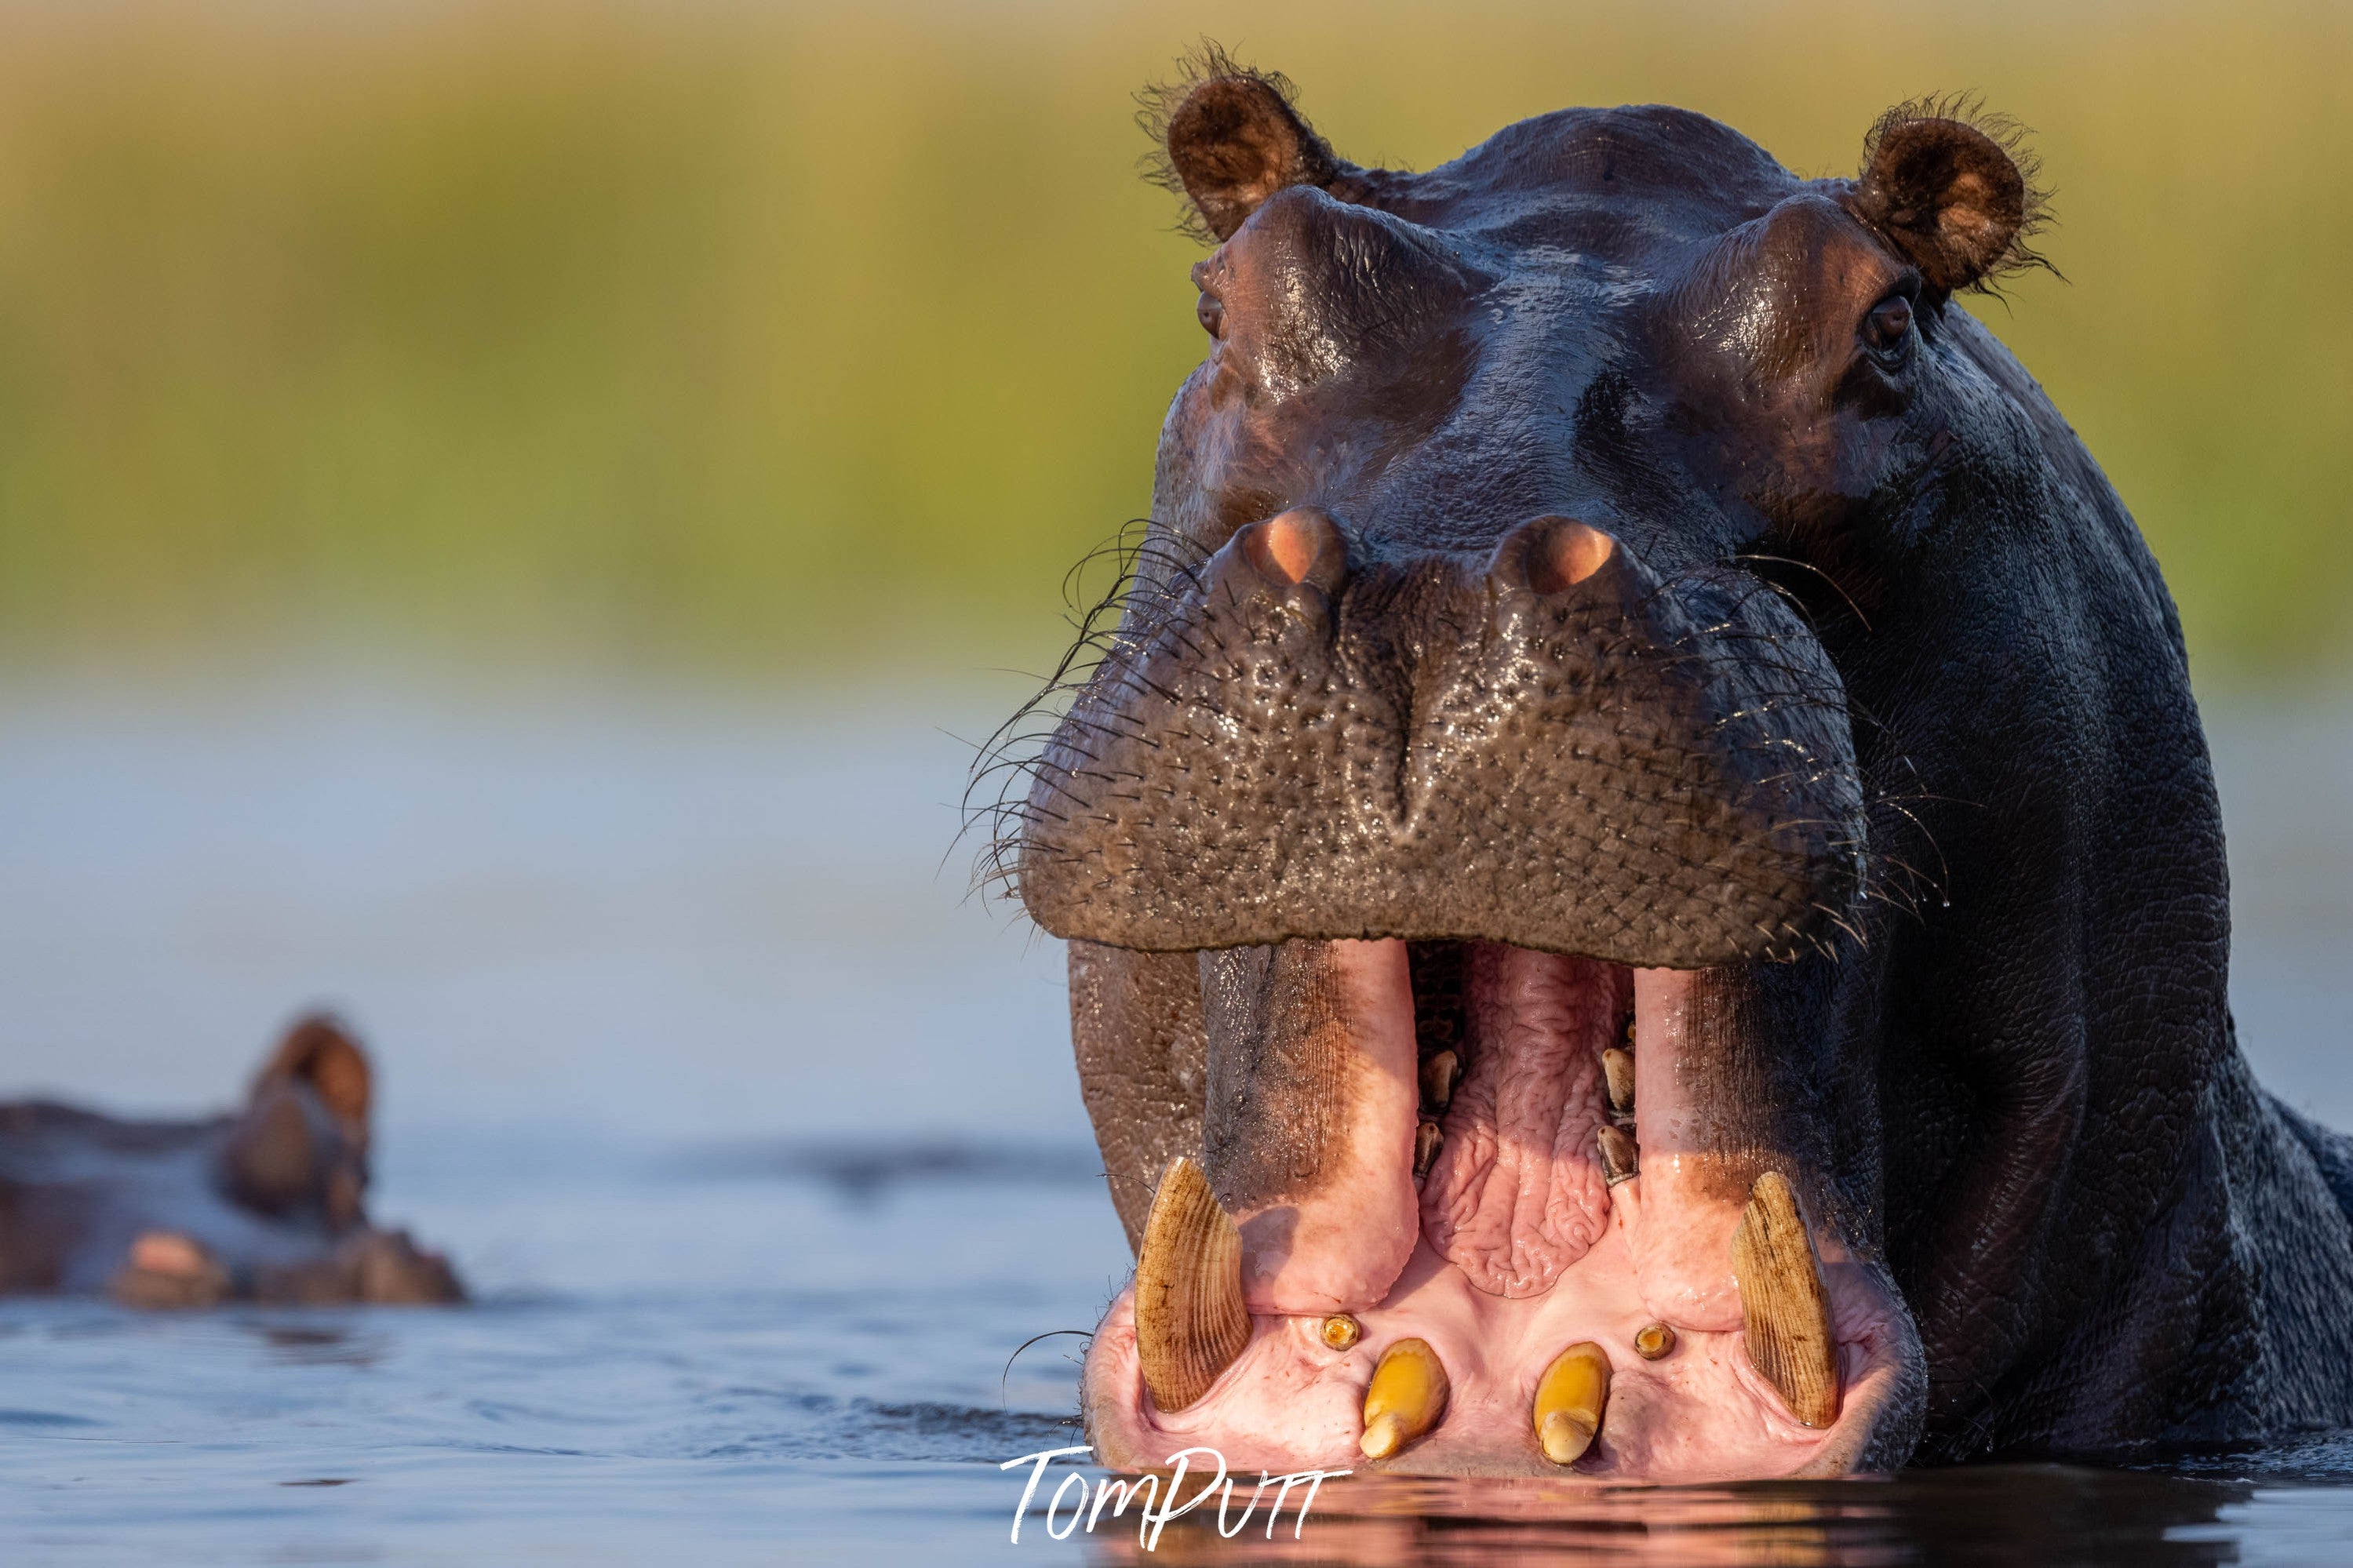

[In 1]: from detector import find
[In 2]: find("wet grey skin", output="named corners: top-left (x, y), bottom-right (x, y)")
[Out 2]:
top-left (0, 1015), bottom-right (463, 1306)
top-left (991, 56), bottom-right (2353, 1473)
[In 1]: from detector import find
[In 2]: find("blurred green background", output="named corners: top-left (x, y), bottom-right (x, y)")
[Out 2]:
top-left (0, 1), bottom-right (2345, 687)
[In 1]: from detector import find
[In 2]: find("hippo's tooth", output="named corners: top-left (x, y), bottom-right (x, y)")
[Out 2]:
top-left (1532, 1341), bottom-right (1612, 1465)
top-left (1601, 1046), bottom-right (1635, 1117)
top-left (1731, 1170), bottom-right (1841, 1428)
top-left (1360, 1337), bottom-right (1448, 1459)
top-left (1633, 1322), bottom-right (1677, 1360)
top-left (1134, 1156), bottom-right (1249, 1413)
top-left (1320, 1313), bottom-right (1362, 1351)
top-left (1414, 1119), bottom-right (1444, 1179)
top-left (1596, 1124), bottom-right (1638, 1185)
top-left (1419, 1049), bottom-right (1460, 1111)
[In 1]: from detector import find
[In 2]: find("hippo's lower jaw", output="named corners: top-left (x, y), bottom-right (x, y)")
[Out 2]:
top-left (1084, 1253), bottom-right (1919, 1483)
top-left (1079, 940), bottom-right (1928, 1482)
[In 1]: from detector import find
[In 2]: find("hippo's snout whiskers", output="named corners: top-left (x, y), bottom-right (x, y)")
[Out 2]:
top-left (964, 519), bottom-right (1218, 908)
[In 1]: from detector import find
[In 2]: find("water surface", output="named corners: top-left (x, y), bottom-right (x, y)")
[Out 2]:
top-left (2, 680), bottom-right (2349, 1564)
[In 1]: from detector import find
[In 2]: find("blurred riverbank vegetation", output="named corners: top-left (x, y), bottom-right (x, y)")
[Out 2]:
top-left (0, 1), bottom-right (2344, 686)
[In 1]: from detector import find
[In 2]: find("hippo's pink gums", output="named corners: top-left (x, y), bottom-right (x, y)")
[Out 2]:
top-left (1088, 950), bottom-right (1911, 1480)
top-left (988, 53), bottom-right (2353, 1475)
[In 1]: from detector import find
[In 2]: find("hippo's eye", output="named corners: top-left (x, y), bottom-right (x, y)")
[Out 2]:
top-left (1862, 292), bottom-right (1914, 367)
top-left (1197, 292), bottom-right (1226, 340)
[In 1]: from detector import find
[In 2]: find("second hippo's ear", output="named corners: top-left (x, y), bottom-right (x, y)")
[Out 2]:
top-left (1143, 52), bottom-right (1356, 242)
top-left (254, 1013), bottom-right (373, 1142)
top-left (1849, 102), bottom-right (2049, 297)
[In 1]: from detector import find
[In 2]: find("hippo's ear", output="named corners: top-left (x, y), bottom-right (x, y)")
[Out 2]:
top-left (1141, 50), bottom-right (1353, 242)
top-left (254, 1012), bottom-right (372, 1138)
top-left (1850, 101), bottom-right (2049, 297)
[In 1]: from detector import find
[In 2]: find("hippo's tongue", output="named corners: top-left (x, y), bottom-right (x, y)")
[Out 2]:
top-left (1211, 940), bottom-right (1637, 1311)
top-left (1419, 946), bottom-right (1627, 1297)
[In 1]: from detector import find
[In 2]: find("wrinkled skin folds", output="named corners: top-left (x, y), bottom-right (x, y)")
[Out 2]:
top-left (1003, 61), bottom-right (2353, 1478)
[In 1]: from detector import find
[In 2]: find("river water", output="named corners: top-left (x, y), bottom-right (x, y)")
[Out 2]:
top-left (1, 677), bottom-right (2350, 1565)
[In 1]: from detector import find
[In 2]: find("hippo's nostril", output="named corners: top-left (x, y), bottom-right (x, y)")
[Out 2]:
top-left (129, 1231), bottom-right (210, 1279)
top-left (1490, 515), bottom-right (1619, 595)
top-left (1235, 506), bottom-right (1348, 592)
top-left (112, 1231), bottom-right (234, 1310)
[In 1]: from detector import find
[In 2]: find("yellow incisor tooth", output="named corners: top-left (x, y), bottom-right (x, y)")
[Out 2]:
top-left (1532, 1341), bottom-right (1612, 1465)
top-left (1359, 1337), bottom-right (1448, 1460)
top-left (1731, 1170), bottom-right (1842, 1428)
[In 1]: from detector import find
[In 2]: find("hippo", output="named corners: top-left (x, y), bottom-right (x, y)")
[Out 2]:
top-left (0, 1014), bottom-right (462, 1306)
top-left (989, 56), bottom-right (2353, 1479)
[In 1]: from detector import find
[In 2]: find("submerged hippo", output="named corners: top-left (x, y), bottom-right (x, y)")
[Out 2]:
top-left (996, 59), bottom-right (2353, 1479)
top-left (0, 1014), bottom-right (461, 1306)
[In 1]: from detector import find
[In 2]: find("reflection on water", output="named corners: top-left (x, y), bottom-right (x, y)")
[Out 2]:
top-left (676, 1137), bottom-right (1105, 1202)
top-left (1079, 1467), bottom-right (2277, 1566)
top-left (249, 1322), bottom-right (384, 1368)
top-left (0, 680), bottom-right (2347, 1563)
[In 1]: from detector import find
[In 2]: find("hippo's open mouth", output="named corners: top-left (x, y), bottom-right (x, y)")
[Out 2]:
top-left (1078, 939), bottom-right (1919, 1481)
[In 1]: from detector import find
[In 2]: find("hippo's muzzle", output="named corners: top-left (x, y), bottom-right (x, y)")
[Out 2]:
top-left (1018, 507), bottom-right (1865, 969)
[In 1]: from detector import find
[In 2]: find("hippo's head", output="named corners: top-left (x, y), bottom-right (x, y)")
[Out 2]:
top-left (996, 59), bottom-right (2234, 1479)
top-left (0, 1014), bottom-right (463, 1306)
